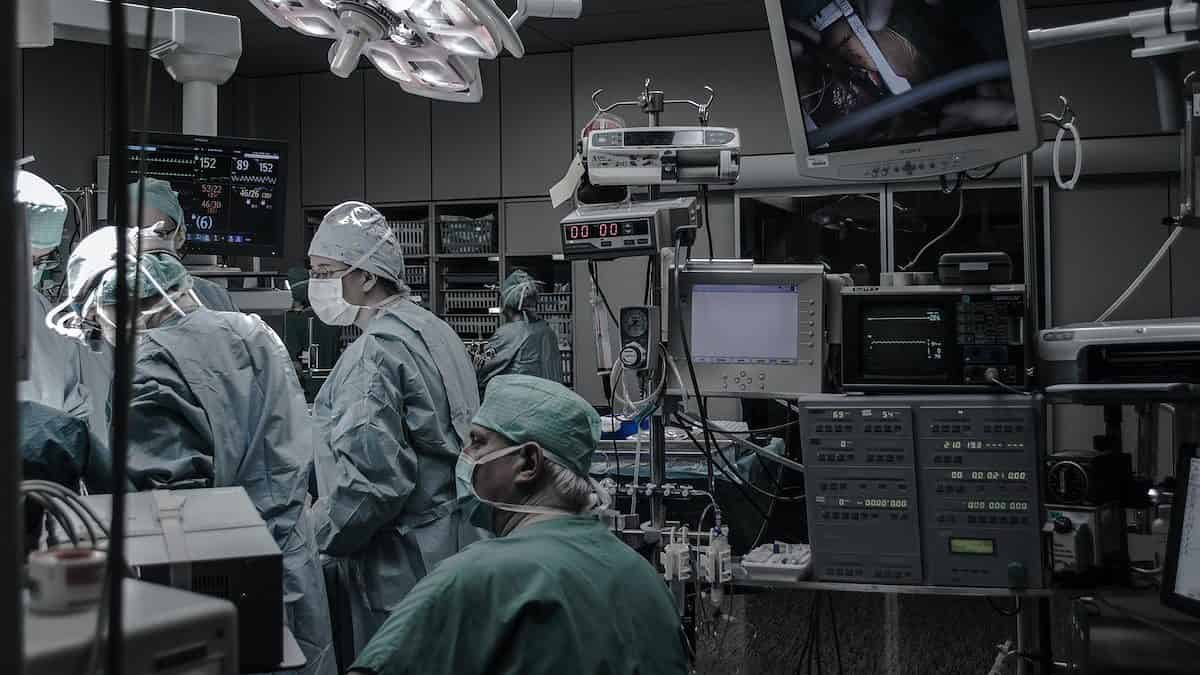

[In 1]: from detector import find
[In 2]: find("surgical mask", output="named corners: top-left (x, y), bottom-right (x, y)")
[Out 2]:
top-left (309, 227), bottom-right (399, 327)
top-left (31, 263), bottom-right (48, 288)
top-left (455, 444), bottom-right (609, 534)
top-left (308, 273), bottom-right (360, 326)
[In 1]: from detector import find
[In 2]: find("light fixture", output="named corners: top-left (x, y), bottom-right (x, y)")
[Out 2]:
top-left (249, 0), bottom-right (583, 102)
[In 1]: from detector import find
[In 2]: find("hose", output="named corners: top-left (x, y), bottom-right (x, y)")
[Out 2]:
top-left (1097, 226), bottom-right (1183, 322)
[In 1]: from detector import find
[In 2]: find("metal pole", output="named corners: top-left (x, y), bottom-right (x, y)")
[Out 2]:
top-left (1021, 153), bottom-right (1039, 388)
top-left (1017, 600), bottom-right (1035, 675)
top-left (181, 80), bottom-right (219, 136)
top-left (2, 0), bottom-right (23, 667)
top-left (1027, 16), bottom-right (1130, 50)
top-left (649, 260), bottom-right (667, 531)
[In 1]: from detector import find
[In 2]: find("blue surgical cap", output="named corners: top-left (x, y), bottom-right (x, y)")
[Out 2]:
top-left (98, 251), bottom-right (192, 305)
top-left (128, 178), bottom-right (185, 229)
top-left (16, 170), bottom-right (68, 251)
top-left (501, 270), bottom-right (539, 311)
top-left (308, 201), bottom-right (405, 285)
top-left (472, 374), bottom-right (600, 478)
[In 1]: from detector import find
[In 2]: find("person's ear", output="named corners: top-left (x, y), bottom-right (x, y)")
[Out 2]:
top-left (359, 270), bottom-right (377, 293)
top-left (512, 442), bottom-right (545, 486)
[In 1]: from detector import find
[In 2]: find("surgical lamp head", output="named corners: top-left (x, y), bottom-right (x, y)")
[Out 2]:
top-left (249, 0), bottom-right (582, 101)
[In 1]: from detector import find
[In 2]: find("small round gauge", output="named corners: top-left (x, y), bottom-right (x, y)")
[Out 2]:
top-left (622, 310), bottom-right (648, 338)
top-left (1048, 461), bottom-right (1089, 504)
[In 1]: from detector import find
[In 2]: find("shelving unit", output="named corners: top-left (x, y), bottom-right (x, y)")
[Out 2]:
top-left (301, 199), bottom-right (577, 390)
top-left (436, 202), bottom-right (501, 344)
top-left (506, 255), bottom-right (574, 387)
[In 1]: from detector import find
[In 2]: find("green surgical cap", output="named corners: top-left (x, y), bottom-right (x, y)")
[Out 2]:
top-left (501, 270), bottom-right (539, 311)
top-left (98, 251), bottom-right (192, 305)
top-left (16, 170), bottom-right (68, 251)
top-left (473, 374), bottom-right (600, 478)
top-left (128, 178), bottom-right (185, 229)
top-left (308, 201), bottom-right (404, 285)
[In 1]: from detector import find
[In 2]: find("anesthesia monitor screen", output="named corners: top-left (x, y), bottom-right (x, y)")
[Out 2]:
top-left (690, 284), bottom-right (801, 365)
top-left (127, 133), bottom-right (287, 257)
top-left (780, 0), bottom-right (1018, 153)
top-left (861, 303), bottom-right (947, 378)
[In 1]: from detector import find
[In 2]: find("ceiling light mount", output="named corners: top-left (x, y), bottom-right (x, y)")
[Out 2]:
top-left (249, 0), bottom-right (584, 101)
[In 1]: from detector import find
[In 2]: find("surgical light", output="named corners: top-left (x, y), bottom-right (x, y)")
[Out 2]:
top-left (248, 0), bottom-right (583, 102)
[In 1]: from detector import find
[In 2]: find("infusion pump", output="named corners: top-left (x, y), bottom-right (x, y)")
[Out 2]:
top-left (584, 126), bottom-right (741, 186)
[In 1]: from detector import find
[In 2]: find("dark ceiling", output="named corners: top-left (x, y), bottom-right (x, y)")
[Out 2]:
top-left (169, 0), bottom-right (1163, 77)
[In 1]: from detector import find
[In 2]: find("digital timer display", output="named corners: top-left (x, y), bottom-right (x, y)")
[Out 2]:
top-left (563, 218), bottom-right (650, 241)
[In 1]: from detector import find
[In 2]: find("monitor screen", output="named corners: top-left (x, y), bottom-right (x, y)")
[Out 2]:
top-left (690, 284), bottom-right (801, 365)
top-left (782, 0), bottom-right (1016, 153)
top-left (765, 1), bottom-right (1038, 180)
top-left (126, 133), bottom-right (287, 257)
top-left (1169, 455), bottom-right (1200, 611)
top-left (861, 303), bottom-right (947, 378)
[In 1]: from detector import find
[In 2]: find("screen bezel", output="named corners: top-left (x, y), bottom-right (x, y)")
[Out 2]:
top-left (843, 293), bottom-right (960, 387)
top-left (667, 264), bottom-right (826, 399)
top-left (1162, 444), bottom-right (1200, 619)
top-left (127, 131), bottom-right (289, 258)
top-left (764, 0), bottom-right (1041, 181)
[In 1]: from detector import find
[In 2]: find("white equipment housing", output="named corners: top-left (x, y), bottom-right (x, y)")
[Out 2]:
top-left (585, 126), bottom-right (741, 186)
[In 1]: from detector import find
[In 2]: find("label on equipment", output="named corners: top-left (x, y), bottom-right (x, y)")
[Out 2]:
top-left (550, 154), bottom-right (586, 207)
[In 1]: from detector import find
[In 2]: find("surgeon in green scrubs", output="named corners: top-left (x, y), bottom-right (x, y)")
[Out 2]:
top-left (349, 374), bottom-right (688, 675)
top-left (475, 270), bottom-right (564, 394)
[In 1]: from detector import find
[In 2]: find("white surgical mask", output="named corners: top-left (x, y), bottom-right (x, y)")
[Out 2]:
top-left (309, 273), bottom-right (360, 326)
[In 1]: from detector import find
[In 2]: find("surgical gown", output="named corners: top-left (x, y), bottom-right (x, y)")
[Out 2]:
top-left (191, 275), bottom-right (238, 312)
top-left (311, 299), bottom-right (480, 655)
top-left (124, 308), bottom-right (334, 675)
top-left (21, 289), bottom-right (115, 493)
top-left (21, 290), bottom-right (91, 420)
top-left (351, 516), bottom-right (689, 675)
top-left (476, 316), bottom-right (564, 394)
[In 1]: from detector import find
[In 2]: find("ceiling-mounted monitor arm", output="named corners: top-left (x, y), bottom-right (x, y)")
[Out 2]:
top-left (1028, 1), bottom-right (1200, 133)
top-left (19, 0), bottom-right (242, 135)
top-left (510, 0), bottom-right (583, 30)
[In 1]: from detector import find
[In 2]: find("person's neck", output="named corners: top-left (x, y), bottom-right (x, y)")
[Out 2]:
top-left (495, 489), bottom-right (571, 536)
top-left (362, 287), bottom-right (396, 307)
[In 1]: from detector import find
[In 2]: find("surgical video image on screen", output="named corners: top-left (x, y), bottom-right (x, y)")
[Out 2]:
top-left (782, 0), bottom-right (1017, 153)
top-left (690, 285), bottom-right (801, 365)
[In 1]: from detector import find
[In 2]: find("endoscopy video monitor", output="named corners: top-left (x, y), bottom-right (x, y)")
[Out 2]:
top-left (667, 263), bottom-right (827, 399)
top-left (126, 132), bottom-right (288, 257)
top-left (764, 0), bottom-right (1040, 181)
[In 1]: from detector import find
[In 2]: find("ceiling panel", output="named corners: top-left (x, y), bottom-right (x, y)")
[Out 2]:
top-left (526, 1), bottom-right (766, 45)
top-left (173, 0), bottom-right (1163, 77)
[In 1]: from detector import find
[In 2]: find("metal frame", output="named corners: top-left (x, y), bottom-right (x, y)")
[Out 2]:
top-left (732, 181), bottom-right (1053, 318)
top-left (732, 184), bottom-right (889, 271)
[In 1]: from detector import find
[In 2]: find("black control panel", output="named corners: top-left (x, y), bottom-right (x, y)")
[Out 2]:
top-left (916, 400), bottom-right (1043, 588)
top-left (803, 405), bottom-right (923, 584)
top-left (799, 396), bottom-right (1045, 589)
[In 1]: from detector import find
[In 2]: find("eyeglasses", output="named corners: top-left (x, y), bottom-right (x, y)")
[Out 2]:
top-left (308, 266), bottom-right (353, 281)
